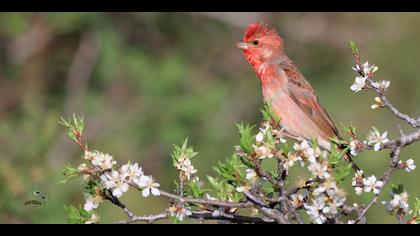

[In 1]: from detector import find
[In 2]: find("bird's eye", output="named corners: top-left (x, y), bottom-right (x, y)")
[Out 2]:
top-left (252, 40), bottom-right (259, 45)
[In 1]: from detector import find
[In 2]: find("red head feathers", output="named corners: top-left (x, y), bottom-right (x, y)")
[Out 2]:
top-left (236, 23), bottom-right (285, 76)
top-left (243, 23), bottom-right (283, 47)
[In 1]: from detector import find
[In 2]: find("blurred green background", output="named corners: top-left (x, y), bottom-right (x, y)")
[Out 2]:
top-left (1, 12), bottom-right (420, 224)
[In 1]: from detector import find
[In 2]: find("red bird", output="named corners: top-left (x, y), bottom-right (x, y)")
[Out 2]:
top-left (236, 23), bottom-right (343, 153)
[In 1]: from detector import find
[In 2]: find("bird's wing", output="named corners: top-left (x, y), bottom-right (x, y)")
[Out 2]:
top-left (284, 66), bottom-right (341, 140)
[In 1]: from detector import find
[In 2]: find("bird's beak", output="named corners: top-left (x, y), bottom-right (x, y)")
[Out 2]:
top-left (236, 42), bottom-right (249, 50)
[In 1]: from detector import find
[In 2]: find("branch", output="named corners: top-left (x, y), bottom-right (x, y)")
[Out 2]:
top-left (369, 85), bottom-right (420, 128)
top-left (114, 212), bottom-right (168, 224)
top-left (252, 159), bottom-right (282, 189)
top-left (159, 190), bottom-right (254, 209)
top-left (353, 52), bottom-right (420, 129)
top-left (384, 129), bottom-right (420, 149)
top-left (242, 191), bottom-right (290, 224)
top-left (355, 146), bottom-right (402, 223)
top-left (115, 211), bottom-right (275, 224)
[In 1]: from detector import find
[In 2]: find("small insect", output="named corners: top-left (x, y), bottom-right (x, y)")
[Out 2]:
top-left (24, 199), bottom-right (44, 207)
top-left (24, 190), bottom-right (47, 208)
top-left (33, 190), bottom-right (47, 200)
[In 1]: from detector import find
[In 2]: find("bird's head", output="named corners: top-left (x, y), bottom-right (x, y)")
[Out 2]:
top-left (236, 23), bottom-right (284, 69)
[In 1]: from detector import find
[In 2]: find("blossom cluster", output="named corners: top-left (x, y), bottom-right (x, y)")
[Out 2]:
top-left (366, 128), bottom-right (389, 151)
top-left (168, 204), bottom-right (192, 222)
top-left (351, 170), bottom-right (383, 195)
top-left (253, 123), bottom-right (276, 159)
top-left (81, 151), bottom-right (160, 212)
top-left (304, 180), bottom-right (346, 224)
top-left (293, 140), bottom-right (327, 166)
top-left (348, 127), bottom-right (389, 156)
top-left (351, 61), bottom-right (390, 94)
top-left (382, 192), bottom-right (411, 215)
top-left (292, 140), bottom-right (346, 224)
top-left (175, 155), bottom-right (197, 180)
top-left (398, 159), bottom-right (416, 173)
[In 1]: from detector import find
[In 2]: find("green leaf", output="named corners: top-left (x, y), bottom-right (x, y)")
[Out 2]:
top-left (264, 126), bottom-right (276, 149)
top-left (64, 204), bottom-right (93, 224)
top-left (58, 113), bottom-right (85, 142)
top-left (413, 197), bottom-right (420, 217)
top-left (328, 141), bottom-right (350, 166)
top-left (171, 138), bottom-right (198, 167)
top-left (82, 179), bottom-right (99, 196)
top-left (262, 182), bottom-right (276, 197)
top-left (332, 162), bottom-right (353, 182)
top-left (261, 101), bottom-right (281, 125)
top-left (391, 183), bottom-right (404, 195)
top-left (58, 165), bottom-right (79, 184)
top-left (236, 123), bottom-right (254, 154)
top-left (207, 176), bottom-right (220, 190)
top-left (213, 155), bottom-right (246, 184)
top-left (329, 137), bottom-right (348, 146)
top-left (187, 178), bottom-right (207, 199)
top-left (349, 40), bottom-right (359, 54)
top-left (239, 155), bottom-right (255, 169)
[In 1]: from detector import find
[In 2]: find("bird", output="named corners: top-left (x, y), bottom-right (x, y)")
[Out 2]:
top-left (236, 22), bottom-right (358, 170)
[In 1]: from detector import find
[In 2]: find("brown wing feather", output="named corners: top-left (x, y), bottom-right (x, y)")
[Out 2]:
top-left (283, 64), bottom-right (341, 140)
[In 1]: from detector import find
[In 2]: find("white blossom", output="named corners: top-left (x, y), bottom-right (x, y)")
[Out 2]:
top-left (168, 205), bottom-right (192, 221)
top-left (350, 76), bottom-right (367, 92)
top-left (272, 128), bottom-right (287, 144)
top-left (304, 197), bottom-right (327, 224)
top-left (78, 163), bottom-right (88, 172)
top-left (120, 162), bottom-right (143, 185)
top-left (212, 209), bottom-right (221, 217)
top-left (322, 199), bottom-right (341, 215)
top-left (254, 145), bottom-right (273, 159)
top-left (308, 162), bottom-right (330, 180)
top-left (283, 152), bottom-right (303, 169)
top-left (367, 128), bottom-right (389, 151)
top-left (363, 175), bottom-right (383, 194)
top-left (138, 175), bottom-right (160, 197)
top-left (362, 61), bottom-right (378, 75)
top-left (175, 157), bottom-right (197, 180)
top-left (372, 80), bottom-right (390, 91)
top-left (352, 170), bottom-right (364, 187)
top-left (290, 194), bottom-right (305, 208)
top-left (83, 193), bottom-right (103, 212)
top-left (293, 140), bottom-right (321, 163)
top-left (293, 140), bottom-right (310, 152)
top-left (205, 193), bottom-right (217, 201)
top-left (304, 146), bottom-right (322, 163)
top-left (100, 171), bottom-right (120, 189)
top-left (236, 186), bottom-right (250, 193)
top-left (352, 61), bottom-right (378, 75)
top-left (349, 139), bottom-right (362, 156)
top-left (354, 186), bottom-right (363, 195)
top-left (84, 213), bottom-right (100, 224)
top-left (112, 179), bottom-right (129, 198)
top-left (245, 169), bottom-right (258, 184)
top-left (405, 159), bottom-right (416, 173)
top-left (100, 170), bottom-right (129, 198)
top-left (383, 192), bottom-right (410, 214)
top-left (352, 64), bottom-right (361, 72)
top-left (313, 179), bottom-right (338, 196)
top-left (86, 151), bottom-right (117, 171)
top-left (255, 131), bottom-right (264, 143)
